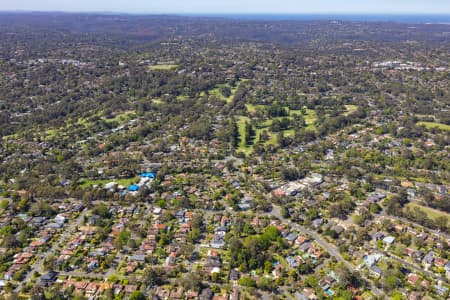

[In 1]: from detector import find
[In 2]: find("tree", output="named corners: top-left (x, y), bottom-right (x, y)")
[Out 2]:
top-left (257, 277), bottom-right (274, 291)
top-left (103, 288), bottom-right (114, 300)
top-left (391, 291), bottom-right (404, 300)
top-left (337, 289), bottom-right (354, 300)
top-left (369, 203), bottom-right (381, 214)
top-left (2, 234), bottom-right (19, 248)
top-left (143, 266), bottom-right (166, 287)
top-left (129, 291), bottom-right (146, 300)
top-left (29, 286), bottom-right (45, 300)
top-left (180, 272), bottom-right (202, 291)
top-left (220, 86), bottom-right (232, 98)
top-left (385, 275), bottom-right (399, 290)
top-left (45, 286), bottom-right (64, 300)
top-left (297, 260), bottom-right (315, 274)
top-left (245, 121), bottom-right (255, 145)
top-left (304, 275), bottom-right (318, 287)
top-left (43, 255), bottom-right (56, 271)
top-left (435, 216), bottom-right (448, 231)
top-left (188, 227), bottom-right (201, 243)
top-left (179, 243), bottom-right (195, 259)
top-left (281, 206), bottom-right (290, 218)
top-left (238, 276), bottom-right (256, 287)
top-left (114, 230), bottom-right (130, 249)
top-left (191, 213), bottom-right (203, 229)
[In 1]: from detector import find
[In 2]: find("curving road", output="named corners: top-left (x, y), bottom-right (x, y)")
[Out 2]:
top-left (271, 205), bottom-right (385, 298)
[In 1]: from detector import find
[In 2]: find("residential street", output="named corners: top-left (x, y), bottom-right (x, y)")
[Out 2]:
top-left (271, 205), bottom-right (385, 298)
top-left (15, 208), bottom-right (89, 292)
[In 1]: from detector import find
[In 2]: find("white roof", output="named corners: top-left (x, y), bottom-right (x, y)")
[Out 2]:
top-left (383, 236), bottom-right (396, 244)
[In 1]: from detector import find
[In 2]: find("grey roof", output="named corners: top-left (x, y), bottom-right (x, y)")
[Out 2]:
top-left (200, 288), bottom-right (213, 300)
top-left (423, 252), bottom-right (435, 264)
top-left (445, 261), bottom-right (450, 272)
top-left (41, 271), bottom-right (58, 281)
top-left (372, 232), bottom-right (384, 240)
top-left (295, 293), bottom-right (309, 300)
top-left (286, 233), bottom-right (298, 241)
top-left (229, 269), bottom-right (239, 280)
top-left (332, 225), bottom-right (344, 234)
top-left (370, 265), bottom-right (382, 275)
top-left (299, 242), bottom-right (312, 252)
top-left (215, 226), bottom-right (228, 233)
top-left (312, 218), bottom-right (323, 227)
top-left (286, 256), bottom-right (299, 268)
top-left (383, 236), bottom-right (396, 244)
top-left (46, 222), bottom-right (63, 229)
top-left (129, 254), bottom-right (146, 261)
top-left (89, 250), bottom-right (106, 257)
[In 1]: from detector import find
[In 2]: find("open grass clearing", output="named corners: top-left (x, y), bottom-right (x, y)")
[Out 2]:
top-left (41, 110), bottom-right (136, 140)
top-left (163, 79), bottom-right (246, 104)
top-left (103, 110), bottom-right (136, 123)
top-left (2, 133), bottom-right (19, 141)
top-left (176, 95), bottom-right (189, 101)
top-left (290, 108), bottom-right (317, 129)
top-left (245, 106), bottom-right (317, 127)
top-left (147, 64), bottom-right (178, 70)
top-left (237, 116), bottom-right (253, 154)
top-left (406, 202), bottom-right (450, 220)
top-left (245, 103), bottom-right (266, 114)
top-left (344, 105), bottom-right (358, 116)
top-left (79, 177), bottom-right (139, 189)
top-left (416, 121), bottom-right (450, 132)
top-left (209, 80), bottom-right (246, 104)
top-left (237, 116), bottom-right (300, 153)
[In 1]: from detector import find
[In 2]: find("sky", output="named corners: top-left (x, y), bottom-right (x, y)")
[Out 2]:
top-left (1, 0), bottom-right (450, 15)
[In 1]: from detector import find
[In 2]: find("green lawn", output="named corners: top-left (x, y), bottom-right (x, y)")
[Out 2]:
top-left (290, 108), bottom-right (317, 129)
top-left (42, 110), bottom-right (136, 141)
top-left (237, 117), bottom-right (299, 153)
top-left (147, 64), bottom-right (178, 70)
top-left (163, 79), bottom-right (246, 104)
top-left (237, 116), bottom-right (253, 154)
top-left (209, 85), bottom-right (233, 103)
top-left (45, 129), bottom-right (57, 138)
top-left (209, 80), bottom-right (245, 104)
top-left (406, 202), bottom-right (450, 220)
top-left (344, 105), bottom-right (358, 116)
top-left (245, 104), bottom-right (266, 114)
top-left (417, 121), bottom-right (450, 132)
top-left (103, 111), bottom-right (136, 123)
top-left (245, 106), bottom-right (316, 128)
top-left (238, 117), bottom-right (274, 152)
top-left (236, 106), bottom-right (318, 153)
top-left (2, 133), bottom-right (19, 141)
top-left (79, 177), bottom-right (139, 189)
top-left (176, 95), bottom-right (189, 101)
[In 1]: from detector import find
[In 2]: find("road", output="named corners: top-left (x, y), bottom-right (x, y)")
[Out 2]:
top-left (271, 206), bottom-right (351, 269)
top-left (271, 205), bottom-right (385, 298)
top-left (15, 208), bottom-right (89, 292)
top-left (371, 247), bottom-right (448, 283)
top-left (378, 212), bottom-right (450, 240)
top-left (58, 271), bottom-right (132, 281)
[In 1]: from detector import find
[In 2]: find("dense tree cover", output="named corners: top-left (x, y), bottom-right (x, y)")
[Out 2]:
top-left (228, 226), bottom-right (282, 271)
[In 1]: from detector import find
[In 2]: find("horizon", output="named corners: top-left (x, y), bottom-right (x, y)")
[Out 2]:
top-left (1, 11), bottom-right (449, 24)
top-left (1, 11), bottom-right (450, 19)
top-left (1, 0), bottom-right (450, 15)
top-left (2, 11), bottom-right (450, 16)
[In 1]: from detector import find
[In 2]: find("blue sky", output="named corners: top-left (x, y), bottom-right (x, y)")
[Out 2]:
top-left (1, 0), bottom-right (449, 14)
